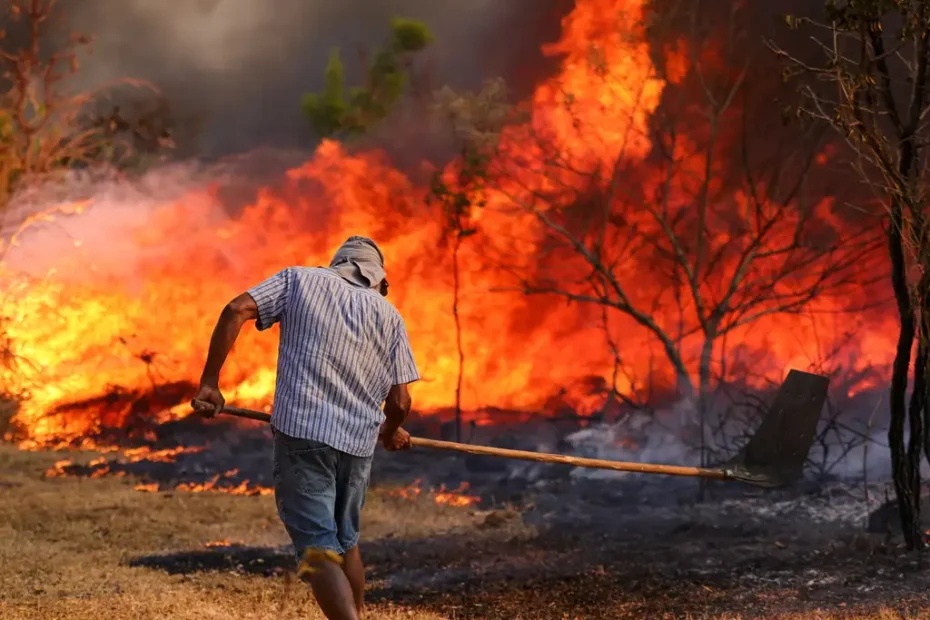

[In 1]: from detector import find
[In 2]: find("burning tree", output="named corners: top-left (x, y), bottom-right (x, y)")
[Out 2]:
top-left (434, 1), bottom-right (878, 472)
top-left (769, 0), bottom-right (930, 551)
top-left (0, 0), bottom-right (161, 436)
top-left (429, 79), bottom-right (522, 442)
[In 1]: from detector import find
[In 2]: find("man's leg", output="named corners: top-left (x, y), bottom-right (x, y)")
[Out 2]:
top-left (334, 452), bottom-right (373, 618)
top-left (273, 431), bottom-right (358, 620)
top-left (304, 559), bottom-right (358, 620)
top-left (341, 545), bottom-right (365, 614)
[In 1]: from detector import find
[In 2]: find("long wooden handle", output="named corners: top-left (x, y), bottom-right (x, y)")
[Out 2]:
top-left (205, 403), bottom-right (727, 480)
top-left (408, 436), bottom-right (726, 479)
top-left (217, 404), bottom-right (273, 423)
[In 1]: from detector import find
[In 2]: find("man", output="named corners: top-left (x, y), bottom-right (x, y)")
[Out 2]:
top-left (192, 236), bottom-right (419, 620)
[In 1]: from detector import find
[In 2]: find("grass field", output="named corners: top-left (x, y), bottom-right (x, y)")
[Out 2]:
top-left (1, 444), bottom-right (928, 620)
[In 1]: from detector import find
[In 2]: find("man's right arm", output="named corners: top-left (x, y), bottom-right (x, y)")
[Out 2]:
top-left (192, 268), bottom-right (291, 416)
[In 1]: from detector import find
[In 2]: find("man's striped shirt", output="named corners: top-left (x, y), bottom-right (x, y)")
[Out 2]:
top-left (247, 267), bottom-right (420, 457)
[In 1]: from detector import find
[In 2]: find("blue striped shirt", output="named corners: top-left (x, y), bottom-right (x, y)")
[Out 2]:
top-left (247, 267), bottom-right (420, 457)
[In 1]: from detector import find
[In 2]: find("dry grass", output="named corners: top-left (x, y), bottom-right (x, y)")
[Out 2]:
top-left (0, 445), bottom-right (469, 620)
top-left (0, 444), bottom-right (927, 619)
top-left (694, 613), bottom-right (926, 620)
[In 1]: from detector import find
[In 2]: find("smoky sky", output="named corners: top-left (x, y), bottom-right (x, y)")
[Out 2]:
top-left (53, 0), bottom-right (569, 159)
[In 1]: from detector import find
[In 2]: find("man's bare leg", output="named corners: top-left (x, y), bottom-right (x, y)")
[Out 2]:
top-left (306, 560), bottom-right (359, 620)
top-left (342, 546), bottom-right (366, 616)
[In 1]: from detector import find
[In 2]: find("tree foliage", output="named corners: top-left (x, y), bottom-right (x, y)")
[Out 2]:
top-left (301, 17), bottom-right (433, 139)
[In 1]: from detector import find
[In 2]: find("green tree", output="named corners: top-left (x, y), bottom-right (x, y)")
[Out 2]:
top-left (301, 18), bottom-right (433, 139)
top-left (770, 1), bottom-right (930, 550)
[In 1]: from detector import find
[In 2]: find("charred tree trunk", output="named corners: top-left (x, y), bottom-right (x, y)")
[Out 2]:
top-left (908, 268), bottom-right (930, 557)
top-left (916, 269), bottom-right (930, 476)
top-left (888, 195), bottom-right (923, 550)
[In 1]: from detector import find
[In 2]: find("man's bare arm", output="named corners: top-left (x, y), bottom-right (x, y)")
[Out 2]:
top-left (383, 383), bottom-right (412, 433)
top-left (380, 383), bottom-right (413, 451)
top-left (199, 293), bottom-right (258, 388)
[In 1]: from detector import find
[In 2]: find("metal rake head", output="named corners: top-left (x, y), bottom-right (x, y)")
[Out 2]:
top-left (717, 369), bottom-right (830, 488)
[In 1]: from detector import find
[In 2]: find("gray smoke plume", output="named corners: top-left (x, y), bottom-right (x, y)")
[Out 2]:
top-left (55, 0), bottom-right (567, 158)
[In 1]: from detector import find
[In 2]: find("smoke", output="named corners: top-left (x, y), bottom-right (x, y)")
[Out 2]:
top-left (559, 388), bottom-right (901, 484)
top-left (1, 149), bottom-right (311, 280)
top-left (4, 166), bottom-right (212, 280)
top-left (55, 0), bottom-right (570, 158)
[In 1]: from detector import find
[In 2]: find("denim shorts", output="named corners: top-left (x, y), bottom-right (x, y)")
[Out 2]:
top-left (272, 428), bottom-right (373, 559)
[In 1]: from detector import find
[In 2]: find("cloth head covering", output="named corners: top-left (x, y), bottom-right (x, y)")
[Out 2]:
top-left (328, 236), bottom-right (386, 289)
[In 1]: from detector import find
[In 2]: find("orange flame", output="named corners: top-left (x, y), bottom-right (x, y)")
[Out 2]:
top-left (0, 0), bottom-right (896, 447)
top-left (433, 482), bottom-right (481, 507)
top-left (45, 459), bottom-right (73, 477)
top-left (120, 446), bottom-right (204, 462)
top-left (390, 479), bottom-right (480, 508)
top-left (174, 470), bottom-right (273, 496)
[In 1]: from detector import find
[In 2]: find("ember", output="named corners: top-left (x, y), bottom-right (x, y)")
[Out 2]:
top-left (203, 540), bottom-right (244, 548)
top-left (0, 0), bottom-right (897, 451)
top-left (45, 459), bottom-right (73, 478)
top-left (130, 477), bottom-right (272, 496)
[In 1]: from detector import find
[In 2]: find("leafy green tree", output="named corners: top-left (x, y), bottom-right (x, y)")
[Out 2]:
top-left (771, 1), bottom-right (930, 550)
top-left (302, 18), bottom-right (433, 139)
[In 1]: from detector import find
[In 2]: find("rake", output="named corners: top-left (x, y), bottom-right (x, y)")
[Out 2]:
top-left (193, 369), bottom-right (830, 489)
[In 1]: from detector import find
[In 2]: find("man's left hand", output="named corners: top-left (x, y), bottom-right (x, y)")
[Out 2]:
top-left (380, 426), bottom-right (411, 451)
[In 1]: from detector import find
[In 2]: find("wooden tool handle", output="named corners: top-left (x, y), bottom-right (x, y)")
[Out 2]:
top-left (201, 402), bottom-right (726, 480)
top-left (410, 436), bottom-right (725, 479)
top-left (217, 404), bottom-right (272, 423)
